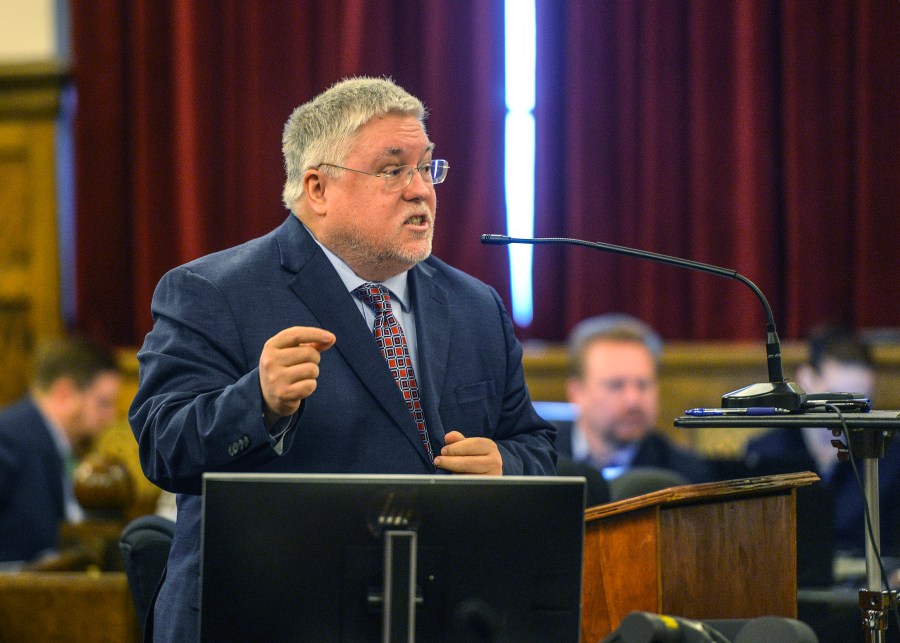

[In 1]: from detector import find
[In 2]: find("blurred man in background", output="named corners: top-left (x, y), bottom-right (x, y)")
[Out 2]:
top-left (556, 314), bottom-right (713, 489)
top-left (0, 337), bottom-right (121, 568)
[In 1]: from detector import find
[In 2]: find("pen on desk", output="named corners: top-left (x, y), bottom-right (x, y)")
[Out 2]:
top-left (685, 407), bottom-right (793, 416)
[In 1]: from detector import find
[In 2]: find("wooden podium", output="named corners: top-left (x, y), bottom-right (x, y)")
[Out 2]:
top-left (580, 471), bottom-right (819, 643)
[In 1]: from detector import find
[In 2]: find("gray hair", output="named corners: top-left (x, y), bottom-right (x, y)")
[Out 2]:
top-left (281, 76), bottom-right (427, 209)
top-left (567, 313), bottom-right (664, 378)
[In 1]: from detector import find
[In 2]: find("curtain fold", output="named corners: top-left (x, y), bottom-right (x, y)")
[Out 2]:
top-left (531, 0), bottom-right (898, 341)
top-left (72, 1), bottom-right (899, 346)
top-left (72, 0), bottom-right (507, 345)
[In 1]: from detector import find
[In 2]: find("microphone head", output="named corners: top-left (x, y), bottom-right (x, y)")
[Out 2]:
top-left (480, 234), bottom-right (511, 245)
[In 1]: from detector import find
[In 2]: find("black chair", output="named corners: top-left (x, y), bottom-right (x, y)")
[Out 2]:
top-left (557, 456), bottom-right (612, 507)
top-left (608, 467), bottom-right (690, 501)
top-left (119, 514), bottom-right (175, 634)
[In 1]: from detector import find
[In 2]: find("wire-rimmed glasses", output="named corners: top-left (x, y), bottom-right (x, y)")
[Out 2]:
top-left (317, 159), bottom-right (449, 192)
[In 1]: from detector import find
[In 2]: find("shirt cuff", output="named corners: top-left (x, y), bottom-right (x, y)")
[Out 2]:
top-left (265, 412), bottom-right (298, 455)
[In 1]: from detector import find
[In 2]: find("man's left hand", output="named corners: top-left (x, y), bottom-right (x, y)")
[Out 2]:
top-left (433, 431), bottom-right (503, 475)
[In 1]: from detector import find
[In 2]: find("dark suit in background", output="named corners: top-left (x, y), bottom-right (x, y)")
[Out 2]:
top-left (745, 427), bottom-right (900, 558)
top-left (130, 216), bottom-right (556, 641)
top-left (555, 421), bottom-right (714, 485)
top-left (0, 398), bottom-right (66, 564)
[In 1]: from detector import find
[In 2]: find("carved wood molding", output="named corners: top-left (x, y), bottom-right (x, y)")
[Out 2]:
top-left (0, 60), bottom-right (69, 118)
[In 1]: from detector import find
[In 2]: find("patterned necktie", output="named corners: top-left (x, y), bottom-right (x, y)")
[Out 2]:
top-left (353, 283), bottom-right (434, 459)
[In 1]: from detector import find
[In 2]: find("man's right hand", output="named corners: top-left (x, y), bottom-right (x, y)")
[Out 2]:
top-left (259, 326), bottom-right (336, 424)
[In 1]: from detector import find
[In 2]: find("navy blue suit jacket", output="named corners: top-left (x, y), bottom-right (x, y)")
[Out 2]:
top-left (554, 421), bottom-right (714, 484)
top-left (0, 398), bottom-right (67, 563)
top-left (129, 215), bottom-right (556, 641)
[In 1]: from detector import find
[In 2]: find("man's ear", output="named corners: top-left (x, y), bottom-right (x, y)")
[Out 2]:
top-left (302, 168), bottom-right (329, 215)
top-left (565, 377), bottom-right (583, 405)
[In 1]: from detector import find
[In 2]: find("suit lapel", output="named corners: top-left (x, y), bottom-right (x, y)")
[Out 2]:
top-left (278, 219), bottom-right (433, 465)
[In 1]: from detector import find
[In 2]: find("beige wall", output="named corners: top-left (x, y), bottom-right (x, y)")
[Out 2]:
top-left (0, 0), bottom-right (58, 63)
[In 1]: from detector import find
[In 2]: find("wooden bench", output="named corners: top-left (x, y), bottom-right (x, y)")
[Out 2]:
top-left (0, 571), bottom-right (139, 642)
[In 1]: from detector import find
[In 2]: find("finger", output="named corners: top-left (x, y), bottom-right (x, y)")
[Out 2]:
top-left (440, 436), bottom-right (489, 457)
top-left (443, 430), bottom-right (465, 445)
top-left (269, 326), bottom-right (335, 350)
top-left (259, 345), bottom-right (321, 379)
top-left (433, 454), bottom-right (482, 474)
top-left (276, 377), bottom-right (320, 402)
top-left (273, 344), bottom-right (326, 367)
top-left (308, 333), bottom-right (337, 352)
top-left (265, 378), bottom-right (320, 407)
top-left (260, 360), bottom-right (320, 394)
top-left (270, 362), bottom-right (321, 386)
top-left (261, 370), bottom-right (321, 416)
top-left (434, 437), bottom-right (503, 475)
top-left (433, 454), bottom-right (500, 475)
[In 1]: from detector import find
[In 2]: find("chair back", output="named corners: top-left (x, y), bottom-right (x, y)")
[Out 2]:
top-left (119, 514), bottom-right (175, 633)
top-left (609, 466), bottom-right (690, 501)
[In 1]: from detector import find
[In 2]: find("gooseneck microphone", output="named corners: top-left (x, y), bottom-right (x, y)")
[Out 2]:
top-left (481, 234), bottom-right (806, 411)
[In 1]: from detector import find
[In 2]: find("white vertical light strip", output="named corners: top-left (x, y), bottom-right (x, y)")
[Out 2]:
top-left (504, 0), bottom-right (536, 327)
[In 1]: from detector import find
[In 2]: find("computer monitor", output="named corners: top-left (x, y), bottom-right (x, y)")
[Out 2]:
top-left (200, 474), bottom-right (585, 642)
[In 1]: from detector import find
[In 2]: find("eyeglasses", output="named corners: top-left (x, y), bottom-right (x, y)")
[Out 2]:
top-left (317, 159), bottom-right (449, 192)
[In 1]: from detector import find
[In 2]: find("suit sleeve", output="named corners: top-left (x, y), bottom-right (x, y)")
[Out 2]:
top-left (488, 289), bottom-right (558, 476)
top-left (128, 267), bottom-right (292, 495)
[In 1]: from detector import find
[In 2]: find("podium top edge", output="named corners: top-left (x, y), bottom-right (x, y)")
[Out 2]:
top-left (584, 471), bottom-right (820, 520)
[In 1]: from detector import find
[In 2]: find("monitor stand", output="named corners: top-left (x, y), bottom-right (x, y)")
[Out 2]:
top-left (367, 530), bottom-right (420, 643)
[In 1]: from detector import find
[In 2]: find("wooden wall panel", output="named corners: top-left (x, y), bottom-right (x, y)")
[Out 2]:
top-left (0, 62), bottom-right (66, 406)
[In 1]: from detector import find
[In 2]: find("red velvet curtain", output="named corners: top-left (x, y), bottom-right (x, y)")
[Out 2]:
top-left (71, 0), bottom-right (508, 346)
top-left (531, 0), bottom-right (899, 342)
top-left (72, 1), bottom-right (899, 347)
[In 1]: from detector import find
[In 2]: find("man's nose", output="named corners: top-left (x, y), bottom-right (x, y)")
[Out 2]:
top-left (403, 167), bottom-right (432, 198)
top-left (621, 382), bottom-right (647, 403)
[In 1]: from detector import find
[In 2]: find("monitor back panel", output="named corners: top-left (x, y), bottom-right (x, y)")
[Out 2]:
top-left (200, 474), bottom-right (585, 643)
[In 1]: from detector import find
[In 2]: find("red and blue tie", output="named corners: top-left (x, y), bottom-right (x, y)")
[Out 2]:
top-left (354, 283), bottom-right (433, 460)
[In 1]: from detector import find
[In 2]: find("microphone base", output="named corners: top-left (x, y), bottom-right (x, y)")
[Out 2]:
top-left (721, 381), bottom-right (806, 411)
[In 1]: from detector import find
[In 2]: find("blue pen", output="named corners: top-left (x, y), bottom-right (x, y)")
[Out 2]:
top-left (685, 407), bottom-right (792, 416)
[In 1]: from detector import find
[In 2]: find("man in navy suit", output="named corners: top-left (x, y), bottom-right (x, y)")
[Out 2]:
top-left (0, 338), bottom-right (120, 567)
top-left (555, 314), bottom-right (712, 486)
top-left (129, 77), bottom-right (556, 641)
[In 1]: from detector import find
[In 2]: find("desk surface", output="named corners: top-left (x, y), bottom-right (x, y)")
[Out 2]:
top-left (676, 409), bottom-right (900, 430)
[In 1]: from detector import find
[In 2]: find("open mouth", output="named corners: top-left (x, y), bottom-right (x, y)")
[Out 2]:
top-left (405, 214), bottom-right (429, 226)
